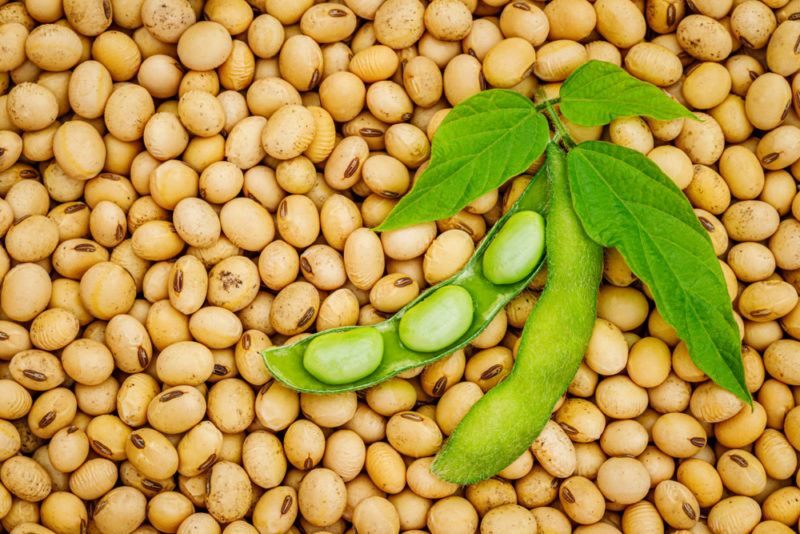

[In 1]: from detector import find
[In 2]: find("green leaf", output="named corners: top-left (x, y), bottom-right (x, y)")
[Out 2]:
top-left (375, 90), bottom-right (548, 231)
top-left (567, 141), bottom-right (751, 404)
top-left (560, 60), bottom-right (696, 126)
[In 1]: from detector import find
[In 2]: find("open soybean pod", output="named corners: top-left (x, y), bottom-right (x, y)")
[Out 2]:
top-left (262, 173), bottom-right (548, 393)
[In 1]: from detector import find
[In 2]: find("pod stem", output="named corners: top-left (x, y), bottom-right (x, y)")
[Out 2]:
top-left (431, 143), bottom-right (602, 484)
top-left (541, 97), bottom-right (575, 150)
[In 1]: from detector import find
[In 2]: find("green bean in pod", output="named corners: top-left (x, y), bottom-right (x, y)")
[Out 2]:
top-left (261, 172), bottom-right (549, 394)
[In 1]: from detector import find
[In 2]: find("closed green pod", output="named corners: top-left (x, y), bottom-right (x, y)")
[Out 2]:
top-left (482, 210), bottom-right (545, 285)
top-left (399, 285), bottom-right (474, 352)
top-left (303, 327), bottom-right (384, 385)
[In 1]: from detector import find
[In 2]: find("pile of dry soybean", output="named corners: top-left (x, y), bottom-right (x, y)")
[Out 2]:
top-left (2, 0), bottom-right (800, 533)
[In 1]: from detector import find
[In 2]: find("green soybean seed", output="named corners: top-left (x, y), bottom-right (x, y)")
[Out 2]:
top-left (482, 210), bottom-right (546, 285)
top-left (398, 285), bottom-right (474, 352)
top-left (303, 327), bottom-right (384, 385)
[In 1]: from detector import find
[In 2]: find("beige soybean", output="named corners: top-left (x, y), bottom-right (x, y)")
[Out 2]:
top-left (365, 442), bottom-right (406, 494)
top-left (365, 378), bottom-right (417, 417)
top-left (381, 222), bottom-right (437, 261)
top-left (422, 229), bottom-right (474, 285)
top-left (224, 116), bottom-right (267, 170)
top-left (407, 457), bottom-right (459, 499)
top-left (0, 22), bottom-right (28, 72)
top-left (24, 23), bottom-right (83, 71)
top-left (270, 281), bottom-right (320, 336)
top-left (624, 43), bottom-right (683, 87)
top-left (206, 461), bottom-right (253, 524)
top-left (137, 55), bottom-right (183, 99)
top-left (283, 419), bottom-right (326, 471)
top-left (218, 198), bottom-right (274, 252)
top-left (0, 420), bottom-right (20, 461)
top-left (596, 457), bottom-right (650, 506)
top-left (677, 14), bottom-right (733, 61)
top-left (531, 420), bottom-right (577, 479)
top-left (7, 82), bottom-right (58, 131)
top-left (595, 0), bottom-right (646, 48)
top-left (653, 480), bottom-right (700, 529)
top-left (147, 386), bottom-right (206, 434)
top-left (323, 429), bottom-right (366, 482)
top-left (738, 281), bottom-right (798, 322)
top-left (652, 413), bottom-right (706, 458)
top-left (599, 420), bottom-right (648, 458)
top-left (626, 336), bottom-right (671, 388)
top-left (366, 80), bottom-right (414, 123)
top-left (558, 476), bottom-right (605, 525)
top-left (157, 341), bottom-right (214, 386)
top-left (177, 421), bottom-right (223, 478)
top-left (712, 94), bottom-right (754, 144)
top-left (717, 449), bottom-right (767, 496)
top-left (373, 0), bottom-right (425, 49)
top-left (386, 411), bottom-right (442, 458)
top-left (9, 349), bottom-right (65, 392)
top-left (67, 457), bottom-right (117, 500)
top-left (716, 402), bottom-right (768, 448)
top-left (125, 427), bottom-right (179, 480)
top-left (767, 20), bottom-right (800, 76)
top-left (0, 379), bottom-right (31, 419)
top-left (52, 121), bottom-right (106, 181)
top-left (746, 73), bottom-right (792, 131)
top-left (252, 486), bottom-right (297, 534)
top-left (255, 381), bottom-right (299, 432)
top-left (755, 429), bottom-right (797, 480)
top-left (370, 273), bottom-right (419, 313)
top-left (554, 399), bottom-right (606, 443)
top-left (172, 198), bottom-right (220, 249)
top-left (759, 124), bottom-right (800, 171)
top-left (116, 373), bottom-right (160, 428)
top-left (344, 228), bottom-right (385, 291)
top-left (279, 35), bottom-right (324, 92)
top-left (685, 165), bottom-right (731, 215)
top-left (301, 391), bottom-right (358, 428)
top-left (465, 345), bottom-right (513, 391)
top-left (690, 381), bottom-right (744, 423)
top-left (1, 455), bottom-right (52, 502)
top-left (247, 78), bottom-right (302, 119)
top-left (350, 45), bottom-right (400, 83)
top-left (242, 430), bottom-right (286, 489)
top-left (319, 72), bottom-right (367, 123)
top-left (319, 194), bottom-right (362, 252)
top-left (298, 468), bottom-right (347, 527)
top-left (258, 241), bottom-right (299, 292)
top-left (584, 319), bottom-right (628, 376)
top-left (683, 62), bottom-right (731, 110)
top-left (325, 136), bottom-right (370, 190)
top-left (483, 38), bottom-right (536, 89)
top-left (206, 255), bottom-right (259, 311)
top-left (177, 21), bottom-right (232, 72)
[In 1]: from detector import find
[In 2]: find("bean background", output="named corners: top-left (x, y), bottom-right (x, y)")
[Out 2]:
top-left (1, 0), bottom-right (800, 533)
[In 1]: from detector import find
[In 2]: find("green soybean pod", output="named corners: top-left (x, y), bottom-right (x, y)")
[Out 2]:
top-left (304, 328), bottom-right (384, 385)
top-left (262, 169), bottom-right (548, 393)
top-left (399, 285), bottom-right (474, 352)
top-left (482, 211), bottom-right (545, 285)
top-left (433, 143), bottom-right (603, 484)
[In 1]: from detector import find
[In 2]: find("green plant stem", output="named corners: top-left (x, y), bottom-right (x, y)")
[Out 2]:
top-left (431, 143), bottom-right (603, 484)
top-left (534, 97), bottom-right (559, 112)
top-left (543, 101), bottom-right (575, 150)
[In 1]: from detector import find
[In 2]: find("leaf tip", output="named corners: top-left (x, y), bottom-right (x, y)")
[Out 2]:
top-left (736, 383), bottom-right (754, 408)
